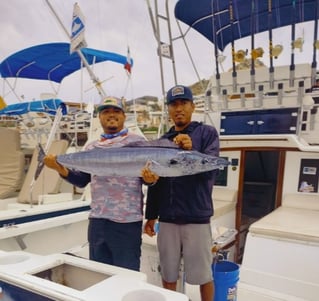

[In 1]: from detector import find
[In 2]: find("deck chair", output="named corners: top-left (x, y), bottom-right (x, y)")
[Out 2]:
top-left (17, 139), bottom-right (69, 204)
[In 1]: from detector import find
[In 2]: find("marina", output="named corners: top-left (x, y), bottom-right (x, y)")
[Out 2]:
top-left (0, 0), bottom-right (319, 300)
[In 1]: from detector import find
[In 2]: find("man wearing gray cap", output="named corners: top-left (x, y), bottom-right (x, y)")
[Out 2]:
top-left (44, 96), bottom-right (157, 271)
top-left (143, 85), bottom-right (219, 301)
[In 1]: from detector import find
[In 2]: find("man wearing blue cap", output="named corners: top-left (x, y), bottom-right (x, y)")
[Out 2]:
top-left (143, 85), bottom-right (219, 301)
top-left (44, 96), bottom-right (157, 271)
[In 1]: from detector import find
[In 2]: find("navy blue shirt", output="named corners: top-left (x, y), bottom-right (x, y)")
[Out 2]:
top-left (145, 121), bottom-right (220, 224)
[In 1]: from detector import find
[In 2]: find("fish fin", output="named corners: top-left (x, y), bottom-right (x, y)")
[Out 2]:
top-left (34, 143), bottom-right (46, 180)
top-left (145, 159), bottom-right (160, 167)
top-left (125, 138), bottom-right (178, 149)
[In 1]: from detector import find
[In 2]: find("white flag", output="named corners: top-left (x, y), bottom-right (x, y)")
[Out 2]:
top-left (70, 3), bottom-right (87, 53)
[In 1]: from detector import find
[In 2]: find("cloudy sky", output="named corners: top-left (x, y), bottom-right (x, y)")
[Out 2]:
top-left (0, 0), bottom-right (315, 106)
top-left (0, 0), bottom-right (216, 105)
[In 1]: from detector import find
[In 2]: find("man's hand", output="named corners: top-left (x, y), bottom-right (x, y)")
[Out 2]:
top-left (141, 161), bottom-right (159, 184)
top-left (173, 134), bottom-right (192, 150)
top-left (44, 154), bottom-right (69, 177)
top-left (144, 219), bottom-right (157, 237)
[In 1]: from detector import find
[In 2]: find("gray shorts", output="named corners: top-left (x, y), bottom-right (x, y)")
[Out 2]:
top-left (157, 222), bottom-right (213, 285)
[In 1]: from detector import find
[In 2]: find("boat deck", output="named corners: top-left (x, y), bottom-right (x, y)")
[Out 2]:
top-left (239, 193), bottom-right (319, 301)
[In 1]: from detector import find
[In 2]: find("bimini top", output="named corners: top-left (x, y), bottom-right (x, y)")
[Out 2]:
top-left (0, 99), bottom-right (67, 116)
top-left (175, 0), bottom-right (318, 51)
top-left (0, 42), bottom-right (133, 83)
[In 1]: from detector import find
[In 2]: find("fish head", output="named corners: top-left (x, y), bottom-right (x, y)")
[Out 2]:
top-left (147, 151), bottom-right (230, 177)
top-left (166, 151), bottom-right (229, 175)
top-left (170, 151), bottom-right (230, 175)
top-left (146, 152), bottom-right (200, 177)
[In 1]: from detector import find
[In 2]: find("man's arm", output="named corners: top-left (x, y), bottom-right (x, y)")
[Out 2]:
top-left (44, 154), bottom-right (91, 188)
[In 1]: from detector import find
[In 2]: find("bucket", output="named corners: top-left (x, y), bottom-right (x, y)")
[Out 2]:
top-left (212, 261), bottom-right (239, 301)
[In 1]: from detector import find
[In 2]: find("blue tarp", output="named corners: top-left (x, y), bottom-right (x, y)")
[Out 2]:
top-left (0, 42), bottom-right (133, 83)
top-left (175, 0), bottom-right (318, 51)
top-left (0, 99), bottom-right (67, 116)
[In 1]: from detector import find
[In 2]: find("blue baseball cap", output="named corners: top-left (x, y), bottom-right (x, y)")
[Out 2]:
top-left (97, 96), bottom-right (124, 112)
top-left (166, 85), bottom-right (193, 104)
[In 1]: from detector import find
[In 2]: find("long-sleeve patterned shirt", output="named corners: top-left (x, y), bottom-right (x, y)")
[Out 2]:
top-left (64, 131), bottom-right (146, 223)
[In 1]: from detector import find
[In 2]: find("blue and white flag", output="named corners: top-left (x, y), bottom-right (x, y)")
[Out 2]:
top-left (70, 3), bottom-right (87, 53)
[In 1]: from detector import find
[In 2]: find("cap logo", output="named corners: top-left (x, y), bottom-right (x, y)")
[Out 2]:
top-left (103, 98), bottom-right (119, 106)
top-left (171, 86), bottom-right (185, 97)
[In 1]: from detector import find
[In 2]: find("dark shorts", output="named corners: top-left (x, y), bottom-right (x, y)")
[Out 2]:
top-left (157, 222), bottom-right (213, 284)
top-left (88, 218), bottom-right (142, 271)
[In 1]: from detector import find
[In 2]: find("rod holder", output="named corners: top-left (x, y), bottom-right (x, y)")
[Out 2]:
top-left (297, 81), bottom-right (304, 105)
top-left (277, 83), bottom-right (283, 106)
top-left (240, 87), bottom-right (246, 108)
top-left (222, 89), bottom-right (228, 110)
top-left (254, 85), bottom-right (264, 108)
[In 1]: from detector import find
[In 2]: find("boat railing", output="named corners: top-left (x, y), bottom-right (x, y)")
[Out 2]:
top-left (202, 64), bottom-right (319, 148)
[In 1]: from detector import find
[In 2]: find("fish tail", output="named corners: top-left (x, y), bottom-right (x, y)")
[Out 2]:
top-left (37, 143), bottom-right (46, 162)
top-left (34, 143), bottom-right (46, 180)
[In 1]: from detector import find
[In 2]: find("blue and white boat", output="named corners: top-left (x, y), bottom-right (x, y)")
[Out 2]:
top-left (143, 1), bottom-right (319, 300)
top-left (0, 42), bottom-right (136, 256)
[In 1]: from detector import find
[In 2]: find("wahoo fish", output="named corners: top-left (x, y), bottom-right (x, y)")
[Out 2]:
top-left (38, 139), bottom-right (229, 177)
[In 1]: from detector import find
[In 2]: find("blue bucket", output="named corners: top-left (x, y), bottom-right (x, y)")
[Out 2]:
top-left (212, 261), bottom-right (239, 301)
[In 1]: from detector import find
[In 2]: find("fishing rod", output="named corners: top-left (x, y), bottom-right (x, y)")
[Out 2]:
top-left (250, 0), bottom-right (256, 92)
top-left (289, 0), bottom-right (297, 87)
top-left (311, 0), bottom-right (319, 86)
top-left (268, 0), bottom-right (274, 89)
top-left (229, 0), bottom-right (237, 93)
top-left (212, 4), bottom-right (221, 95)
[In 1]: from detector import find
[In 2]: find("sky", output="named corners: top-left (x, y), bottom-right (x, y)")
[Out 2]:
top-left (0, 0), bottom-right (316, 106)
top-left (0, 0), bottom-right (215, 106)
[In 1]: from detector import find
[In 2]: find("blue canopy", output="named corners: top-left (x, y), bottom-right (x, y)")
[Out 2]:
top-left (0, 99), bottom-right (67, 116)
top-left (175, 0), bottom-right (318, 51)
top-left (0, 43), bottom-right (133, 83)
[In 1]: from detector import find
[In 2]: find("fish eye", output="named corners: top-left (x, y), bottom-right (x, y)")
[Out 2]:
top-left (169, 159), bottom-right (178, 165)
top-left (201, 158), bottom-right (209, 164)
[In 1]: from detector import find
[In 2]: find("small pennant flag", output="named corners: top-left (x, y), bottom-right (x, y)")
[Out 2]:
top-left (124, 46), bottom-right (132, 75)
